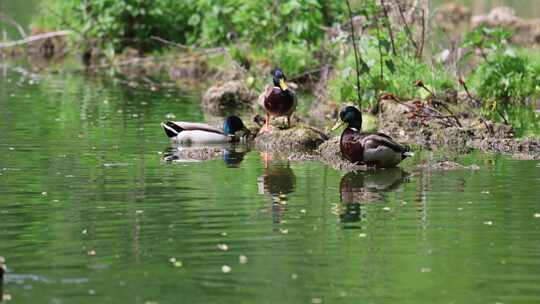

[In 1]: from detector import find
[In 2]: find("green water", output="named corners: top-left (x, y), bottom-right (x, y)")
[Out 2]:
top-left (1, 71), bottom-right (540, 304)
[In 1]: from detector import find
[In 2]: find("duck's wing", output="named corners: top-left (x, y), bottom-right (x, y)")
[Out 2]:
top-left (258, 85), bottom-right (273, 110)
top-left (362, 133), bottom-right (408, 153)
top-left (162, 121), bottom-right (224, 138)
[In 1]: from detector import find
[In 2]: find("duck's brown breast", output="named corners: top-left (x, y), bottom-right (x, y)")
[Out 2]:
top-left (264, 88), bottom-right (295, 116)
top-left (340, 128), bottom-right (364, 164)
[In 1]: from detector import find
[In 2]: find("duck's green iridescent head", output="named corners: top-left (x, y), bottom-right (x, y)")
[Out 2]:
top-left (223, 115), bottom-right (249, 135)
top-left (272, 68), bottom-right (289, 91)
top-left (333, 106), bottom-right (362, 130)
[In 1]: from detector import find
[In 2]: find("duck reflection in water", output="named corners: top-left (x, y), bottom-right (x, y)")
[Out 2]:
top-left (257, 153), bottom-right (296, 224)
top-left (161, 143), bottom-right (251, 167)
top-left (338, 168), bottom-right (408, 223)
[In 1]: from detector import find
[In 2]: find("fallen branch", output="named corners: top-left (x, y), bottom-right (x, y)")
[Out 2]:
top-left (0, 30), bottom-right (71, 49)
top-left (0, 13), bottom-right (27, 38)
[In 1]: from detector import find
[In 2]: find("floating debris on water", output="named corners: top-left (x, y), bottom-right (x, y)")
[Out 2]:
top-left (87, 250), bottom-right (96, 256)
top-left (165, 113), bottom-right (176, 119)
top-left (300, 209), bottom-right (306, 213)
top-left (279, 229), bottom-right (289, 234)
top-left (169, 258), bottom-right (183, 267)
top-left (135, 210), bottom-right (144, 214)
top-left (481, 190), bottom-right (490, 194)
top-left (311, 298), bottom-right (323, 304)
top-left (358, 233), bottom-right (367, 238)
top-left (82, 229), bottom-right (87, 234)
top-left (382, 207), bottom-right (391, 211)
top-left (221, 232), bottom-right (227, 237)
top-left (239, 255), bottom-right (248, 264)
top-left (291, 273), bottom-right (298, 280)
top-left (420, 268), bottom-right (432, 273)
top-left (484, 221), bottom-right (493, 226)
top-left (222, 265), bottom-right (231, 273)
top-left (41, 192), bottom-right (48, 196)
top-left (534, 213), bottom-right (540, 218)
top-left (217, 244), bottom-right (229, 251)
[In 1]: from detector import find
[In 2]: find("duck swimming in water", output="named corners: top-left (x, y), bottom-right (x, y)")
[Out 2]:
top-left (258, 68), bottom-right (297, 132)
top-left (332, 106), bottom-right (413, 168)
top-left (161, 115), bottom-right (251, 144)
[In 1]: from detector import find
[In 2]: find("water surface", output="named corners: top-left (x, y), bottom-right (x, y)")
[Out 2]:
top-left (1, 71), bottom-right (540, 304)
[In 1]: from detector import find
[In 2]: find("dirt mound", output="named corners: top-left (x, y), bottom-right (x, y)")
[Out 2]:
top-left (202, 80), bottom-right (255, 115)
top-left (255, 126), bottom-right (328, 152)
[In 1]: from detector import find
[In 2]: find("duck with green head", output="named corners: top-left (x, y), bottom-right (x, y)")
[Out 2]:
top-left (161, 115), bottom-right (252, 144)
top-left (332, 106), bottom-right (413, 168)
top-left (258, 68), bottom-right (297, 133)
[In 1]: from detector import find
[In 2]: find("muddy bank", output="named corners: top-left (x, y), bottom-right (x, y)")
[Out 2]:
top-left (375, 98), bottom-right (540, 157)
top-left (255, 126), bottom-right (328, 153)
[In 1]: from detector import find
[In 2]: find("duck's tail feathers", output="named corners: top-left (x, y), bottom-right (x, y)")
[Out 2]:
top-left (161, 121), bottom-right (184, 138)
top-left (402, 146), bottom-right (414, 158)
top-left (403, 151), bottom-right (414, 157)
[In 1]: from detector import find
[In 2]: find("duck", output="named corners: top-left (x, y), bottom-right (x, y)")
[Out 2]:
top-left (332, 106), bottom-right (413, 168)
top-left (258, 68), bottom-right (297, 132)
top-left (161, 115), bottom-right (252, 144)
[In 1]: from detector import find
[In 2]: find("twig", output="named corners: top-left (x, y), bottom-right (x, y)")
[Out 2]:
top-left (380, 0), bottom-right (396, 55)
top-left (0, 30), bottom-right (71, 49)
top-left (289, 67), bottom-right (325, 82)
top-left (417, 8), bottom-right (425, 58)
top-left (0, 12), bottom-right (27, 38)
top-left (345, 0), bottom-right (362, 108)
top-left (396, 2), bottom-right (418, 54)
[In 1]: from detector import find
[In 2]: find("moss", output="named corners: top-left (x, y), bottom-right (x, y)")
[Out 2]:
top-left (255, 125), bottom-right (328, 152)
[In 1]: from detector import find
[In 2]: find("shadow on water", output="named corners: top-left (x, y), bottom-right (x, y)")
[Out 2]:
top-left (0, 257), bottom-right (4, 302)
top-left (161, 143), bottom-right (251, 167)
top-left (257, 154), bottom-right (296, 225)
top-left (338, 168), bottom-right (408, 224)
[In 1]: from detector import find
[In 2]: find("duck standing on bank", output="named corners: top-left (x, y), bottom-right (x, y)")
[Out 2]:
top-left (332, 106), bottom-right (413, 168)
top-left (258, 68), bottom-right (297, 133)
top-left (161, 115), bottom-right (252, 144)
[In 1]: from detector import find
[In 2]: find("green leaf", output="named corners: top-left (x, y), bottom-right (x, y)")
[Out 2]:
top-left (385, 59), bottom-right (395, 74)
top-left (379, 39), bottom-right (391, 53)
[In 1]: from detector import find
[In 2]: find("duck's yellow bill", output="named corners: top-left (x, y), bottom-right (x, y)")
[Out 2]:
top-left (279, 79), bottom-right (288, 91)
top-left (331, 120), bottom-right (344, 131)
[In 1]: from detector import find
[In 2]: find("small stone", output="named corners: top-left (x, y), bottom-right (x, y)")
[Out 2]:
top-left (217, 244), bottom-right (229, 251)
top-left (239, 255), bottom-right (248, 264)
top-left (222, 265), bottom-right (231, 273)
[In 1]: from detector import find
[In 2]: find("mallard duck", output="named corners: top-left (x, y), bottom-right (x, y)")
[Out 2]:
top-left (332, 106), bottom-right (413, 168)
top-left (161, 115), bottom-right (251, 143)
top-left (258, 68), bottom-right (297, 132)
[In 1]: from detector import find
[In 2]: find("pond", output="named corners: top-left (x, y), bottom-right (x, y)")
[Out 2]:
top-left (1, 71), bottom-right (540, 304)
